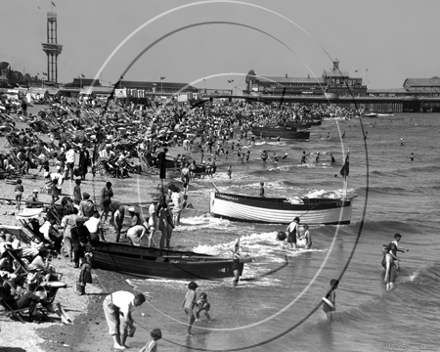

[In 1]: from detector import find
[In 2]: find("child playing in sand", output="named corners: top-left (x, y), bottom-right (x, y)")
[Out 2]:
top-left (14, 179), bottom-right (24, 210)
top-left (195, 292), bottom-right (212, 322)
top-left (180, 281), bottom-right (198, 336)
top-left (140, 328), bottom-right (162, 352)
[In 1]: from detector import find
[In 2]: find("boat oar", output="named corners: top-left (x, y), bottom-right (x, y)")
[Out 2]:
top-left (163, 255), bottom-right (232, 260)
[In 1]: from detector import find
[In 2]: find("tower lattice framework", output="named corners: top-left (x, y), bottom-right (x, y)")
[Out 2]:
top-left (41, 12), bottom-right (63, 83)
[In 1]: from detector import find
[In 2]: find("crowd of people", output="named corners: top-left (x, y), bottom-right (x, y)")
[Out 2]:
top-left (0, 92), bottom-right (371, 350)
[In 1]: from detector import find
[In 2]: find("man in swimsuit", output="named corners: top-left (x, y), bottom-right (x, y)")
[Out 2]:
top-left (382, 233), bottom-right (409, 290)
top-left (301, 151), bottom-right (307, 164)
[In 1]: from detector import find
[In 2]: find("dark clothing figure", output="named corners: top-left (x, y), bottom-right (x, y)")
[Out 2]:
top-left (71, 220), bottom-right (91, 268)
top-left (79, 148), bottom-right (90, 180)
top-left (77, 252), bottom-right (93, 295)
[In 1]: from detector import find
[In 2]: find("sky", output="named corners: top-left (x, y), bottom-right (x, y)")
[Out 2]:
top-left (1, 0), bottom-right (439, 92)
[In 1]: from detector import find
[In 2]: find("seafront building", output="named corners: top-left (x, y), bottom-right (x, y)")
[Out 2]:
top-left (2, 56), bottom-right (440, 112)
top-left (3, 7), bottom-right (440, 112)
top-left (244, 59), bottom-right (366, 97)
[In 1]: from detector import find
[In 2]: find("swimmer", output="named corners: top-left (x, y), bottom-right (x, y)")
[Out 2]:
top-left (381, 233), bottom-right (409, 290)
top-left (315, 152), bottom-right (320, 163)
top-left (259, 182), bottom-right (265, 197)
top-left (322, 279), bottom-right (339, 321)
top-left (400, 138), bottom-right (404, 146)
top-left (300, 151), bottom-right (307, 164)
top-left (410, 152), bottom-right (414, 161)
top-left (282, 153), bottom-right (288, 160)
top-left (330, 153), bottom-right (336, 163)
top-left (261, 150), bottom-right (268, 163)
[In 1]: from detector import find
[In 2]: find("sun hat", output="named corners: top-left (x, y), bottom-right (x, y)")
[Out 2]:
top-left (128, 206), bottom-right (135, 212)
top-left (33, 189), bottom-right (39, 193)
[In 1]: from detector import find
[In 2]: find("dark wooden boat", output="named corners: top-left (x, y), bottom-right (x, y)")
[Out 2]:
top-left (278, 119), bottom-right (321, 127)
top-left (251, 128), bottom-right (310, 141)
top-left (91, 242), bottom-right (252, 280)
top-left (252, 126), bottom-right (297, 132)
top-left (189, 163), bottom-right (217, 177)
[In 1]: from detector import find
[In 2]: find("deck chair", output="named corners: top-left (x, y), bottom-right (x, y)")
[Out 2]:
top-left (0, 295), bottom-right (28, 323)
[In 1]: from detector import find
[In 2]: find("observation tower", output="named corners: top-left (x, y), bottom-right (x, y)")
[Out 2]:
top-left (41, 12), bottom-right (63, 83)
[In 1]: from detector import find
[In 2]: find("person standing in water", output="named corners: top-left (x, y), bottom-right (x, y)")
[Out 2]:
top-left (180, 281), bottom-right (198, 336)
top-left (260, 150), bottom-right (268, 163)
top-left (301, 151), bottom-right (307, 164)
top-left (227, 165), bottom-right (232, 179)
top-left (410, 152), bottom-right (414, 161)
top-left (322, 279), bottom-right (339, 321)
top-left (382, 233), bottom-right (409, 290)
top-left (286, 217), bottom-right (300, 249)
top-left (259, 182), bottom-right (265, 197)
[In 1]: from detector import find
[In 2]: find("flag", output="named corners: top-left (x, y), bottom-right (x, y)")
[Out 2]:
top-left (51, 1), bottom-right (56, 7)
top-left (228, 79), bottom-right (234, 83)
top-left (160, 77), bottom-right (165, 80)
top-left (339, 152), bottom-right (350, 179)
top-left (354, 70), bottom-right (358, 73)
top-left (81, 74), bottom-right (85, 78)
top-left (234, 237), bottom-right (241, 254)
top-left (42, 72), bottom-right (47, 76)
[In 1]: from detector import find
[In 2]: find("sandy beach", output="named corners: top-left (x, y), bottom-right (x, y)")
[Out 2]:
top-left (0, 111), bottom-right (199, 351)
top-left (0, 156), bottom-right (199, 352)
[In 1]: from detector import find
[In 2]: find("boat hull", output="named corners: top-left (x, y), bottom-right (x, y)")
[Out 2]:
top-left (251, 129), bottom-right (310, 140)
top-left (210, 192), bottom-right (353, 225)
top-left (277, 120), bottom-right (320, 127)
top-left (91, 242), bottom-right (248, 280)
top-left (252, 126), bottom-right (298, 132)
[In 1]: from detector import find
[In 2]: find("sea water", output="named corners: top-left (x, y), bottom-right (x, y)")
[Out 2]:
top-left (126, 114), bottom-right (440, 352)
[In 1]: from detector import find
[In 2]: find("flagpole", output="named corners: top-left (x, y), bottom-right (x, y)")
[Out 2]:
top-left (343, 147), bottom-right (350, 201)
